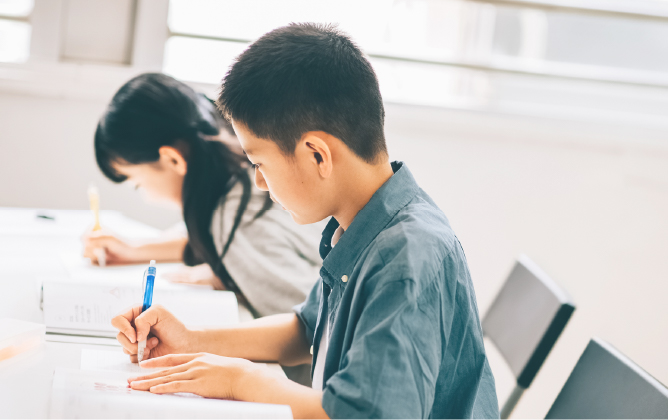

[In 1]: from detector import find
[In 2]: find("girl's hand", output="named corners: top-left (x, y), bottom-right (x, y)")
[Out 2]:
top-left (82, 229), bottom-right (139, 265)
top-left (127, 353), bottom-right (260, 399)
top-left (162, 264), bottom-right (226, 290)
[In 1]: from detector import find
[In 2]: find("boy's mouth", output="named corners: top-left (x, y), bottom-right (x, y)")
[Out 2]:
top-left (269, 194), bottom-right (286, 210)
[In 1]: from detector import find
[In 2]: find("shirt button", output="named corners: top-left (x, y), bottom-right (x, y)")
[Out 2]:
top-left (310, 345), bottom-right (314, 355)
top-left (342, 275), bottom-right (348, 283)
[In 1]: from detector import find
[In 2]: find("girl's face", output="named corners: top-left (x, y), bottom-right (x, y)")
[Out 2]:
top-left (112, 146), bottom-right (187, 209)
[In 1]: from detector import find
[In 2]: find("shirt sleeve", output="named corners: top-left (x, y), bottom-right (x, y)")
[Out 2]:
top-left (322, 276), bottom-right (443, 419)
top-left (292, 277), bottom-right (322, 345)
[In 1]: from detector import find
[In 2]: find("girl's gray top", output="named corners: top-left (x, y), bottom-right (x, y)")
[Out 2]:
top-left (210, 169), bottom-right (323, 317)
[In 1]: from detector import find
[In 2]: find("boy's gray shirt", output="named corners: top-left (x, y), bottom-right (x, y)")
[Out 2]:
top-left (294, 161), bottom-right (499, 419)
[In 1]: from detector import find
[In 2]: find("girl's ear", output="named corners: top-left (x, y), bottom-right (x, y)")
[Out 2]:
top-left (158, 146), bottom-right (188, 176)
top-left (301, 131), bottom-right (333, 179)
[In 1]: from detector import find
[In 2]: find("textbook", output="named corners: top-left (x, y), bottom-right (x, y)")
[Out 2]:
top-left (42, 281), bottom-right (238, 338)
top-left (49, 368), bottom-right (293, 419)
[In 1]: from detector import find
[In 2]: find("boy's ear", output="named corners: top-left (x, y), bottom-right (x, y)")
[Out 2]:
top-left (302, 132), bottom-right (333, 179)
top-left (158, 146), bottom-right (188, 176)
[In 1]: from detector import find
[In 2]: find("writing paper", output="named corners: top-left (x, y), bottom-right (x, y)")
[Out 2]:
top-left (80, 348), bottom-right (159, 374)
top-left (49, 368), bottom-right (293, 419)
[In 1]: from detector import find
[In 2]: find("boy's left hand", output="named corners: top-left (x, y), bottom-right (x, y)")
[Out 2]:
top-left (127, 353), bottom-right (256, 399)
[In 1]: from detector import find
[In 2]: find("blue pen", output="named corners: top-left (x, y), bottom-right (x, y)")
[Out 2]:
top-left (137, 260), bottom-right (156, 363)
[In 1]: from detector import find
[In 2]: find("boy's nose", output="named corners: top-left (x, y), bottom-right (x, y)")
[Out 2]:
top-left (254, 167), bottom-right (269, 191)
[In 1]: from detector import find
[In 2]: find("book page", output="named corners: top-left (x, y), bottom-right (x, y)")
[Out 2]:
top-left (49, 368), bottom-right (293, 419)
top-left (43, 281), bottom-right (238, 337)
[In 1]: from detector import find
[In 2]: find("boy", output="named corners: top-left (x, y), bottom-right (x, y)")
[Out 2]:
top-left (113, 23), bottom-right (499, 419)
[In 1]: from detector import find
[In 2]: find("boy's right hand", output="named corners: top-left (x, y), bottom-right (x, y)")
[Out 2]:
top-left (112, 305), bottom-right (194, 363)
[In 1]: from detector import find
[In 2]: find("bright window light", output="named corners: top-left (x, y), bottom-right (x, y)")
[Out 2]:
top-left (0, 0), bottom-right (33, 17)
top-left (164, 0), bottom-right (668, 109)
top-left (0, 19), bottom-right (30, 63)
top-left (168, 0), bottom-right (466, 62)
top-left (163, 36), bottom-right (248, 84)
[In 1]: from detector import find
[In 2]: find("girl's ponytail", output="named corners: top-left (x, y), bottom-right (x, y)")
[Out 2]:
top-left (94, 73), bottom-right (271, 306)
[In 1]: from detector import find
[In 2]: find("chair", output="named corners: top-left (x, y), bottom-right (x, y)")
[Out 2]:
top-left (483, 255), bottom-right (575, 418)
top-left (545, 337), bottom-right (668, 419)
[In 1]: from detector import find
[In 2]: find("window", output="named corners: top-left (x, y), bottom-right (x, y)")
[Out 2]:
top-left (0, 0), bottom-right (33, 63)
top-left (163, 0), bottom-right (668, 110)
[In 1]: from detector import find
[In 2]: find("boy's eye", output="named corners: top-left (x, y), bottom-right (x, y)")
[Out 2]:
top-left (252, 163), bottom-right (261, 170)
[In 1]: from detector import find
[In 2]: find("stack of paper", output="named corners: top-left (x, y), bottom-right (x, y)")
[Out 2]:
top-left (42, 281), bottom-right (238, 338)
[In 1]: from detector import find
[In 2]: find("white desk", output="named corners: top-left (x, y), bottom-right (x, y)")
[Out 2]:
top-left (0, 208), bottom-right (261, 418)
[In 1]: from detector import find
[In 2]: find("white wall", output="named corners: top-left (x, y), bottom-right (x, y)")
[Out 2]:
top-left (0, 88), bottom-right (183, 229)
top-left (2, 87), bottom-right (668, 417)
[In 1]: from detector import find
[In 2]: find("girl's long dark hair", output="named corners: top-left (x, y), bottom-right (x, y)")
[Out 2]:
top-left (94, 73), bottom-right (271, 298)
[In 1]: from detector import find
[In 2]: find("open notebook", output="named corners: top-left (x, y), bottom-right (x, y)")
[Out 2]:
top-left (42, 281), bottom-right (238, 338)
top-left (49, 368), bottom-right (293, 419)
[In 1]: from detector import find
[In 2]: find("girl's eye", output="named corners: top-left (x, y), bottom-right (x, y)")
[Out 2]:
top-left (252, 163), bottom-right (261, 170)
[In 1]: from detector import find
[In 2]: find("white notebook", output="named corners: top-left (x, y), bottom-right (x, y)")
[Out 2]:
top-left (43, 281), bottom-right (239, 338)
top-left (49, 368), bottom-right (293, 419)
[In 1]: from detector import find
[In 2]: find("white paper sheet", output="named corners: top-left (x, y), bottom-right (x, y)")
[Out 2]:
top-left (81, 349), bottom-right (287, 381)
top-left (0, 209), bottom-right (158, 238)
top-left (57, 252), bottom-right (204, 291)
top-left (49, 368), bottom-right (293, 419)
top-left (80, 349), bottom-right (159, 374)
top-left (43, 281), bottom-right (239, 338)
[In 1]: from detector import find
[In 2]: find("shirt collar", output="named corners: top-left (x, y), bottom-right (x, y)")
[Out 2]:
top-left (318, 161), bottom-right (420, 286)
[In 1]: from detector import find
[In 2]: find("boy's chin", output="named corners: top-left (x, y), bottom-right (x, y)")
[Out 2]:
top-left (288, 210), bottom-right (326, 225)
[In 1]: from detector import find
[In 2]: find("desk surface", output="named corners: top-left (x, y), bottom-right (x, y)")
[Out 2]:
top-left (0, 208), bottom-right (266, 418)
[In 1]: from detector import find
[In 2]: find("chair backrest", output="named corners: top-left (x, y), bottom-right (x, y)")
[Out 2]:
top-left (483, 255), bottom-right (575, 388)
top-left (545, 338), bottom-right (668, 419)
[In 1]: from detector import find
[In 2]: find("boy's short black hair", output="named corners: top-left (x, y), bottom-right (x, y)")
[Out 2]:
top-left (217, 23), bottom-right (387, 163)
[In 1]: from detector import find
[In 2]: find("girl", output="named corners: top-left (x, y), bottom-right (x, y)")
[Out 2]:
top-left (83, 73), bottom-right (322, 319)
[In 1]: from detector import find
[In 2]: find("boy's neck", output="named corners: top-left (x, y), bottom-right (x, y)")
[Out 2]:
top-left (332, 159), bottom-right (395, 231)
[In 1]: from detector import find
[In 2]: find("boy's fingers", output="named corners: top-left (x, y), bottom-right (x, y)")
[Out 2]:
top-left (130, 372), bottom-right (192, 391)
top-left (134, 306), bottom-right (168, 342)
top-left (111, 307), bottom-right (142, 343)
top-left (116, 332), bottom-right (138, 354)
top-left (149, 380), bottom-right (191, 394)
top-left (127, 362), bottom-right (190, 384)
top-left (146, 337), bottom-right (159, 350)
top-left (139, 353), bottom-right (198, 369)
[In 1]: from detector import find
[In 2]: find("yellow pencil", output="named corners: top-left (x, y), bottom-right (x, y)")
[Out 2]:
top-left (87, 185), bottom-right (106, 266)
top-left (88, 185), bottom-right (102, 231)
